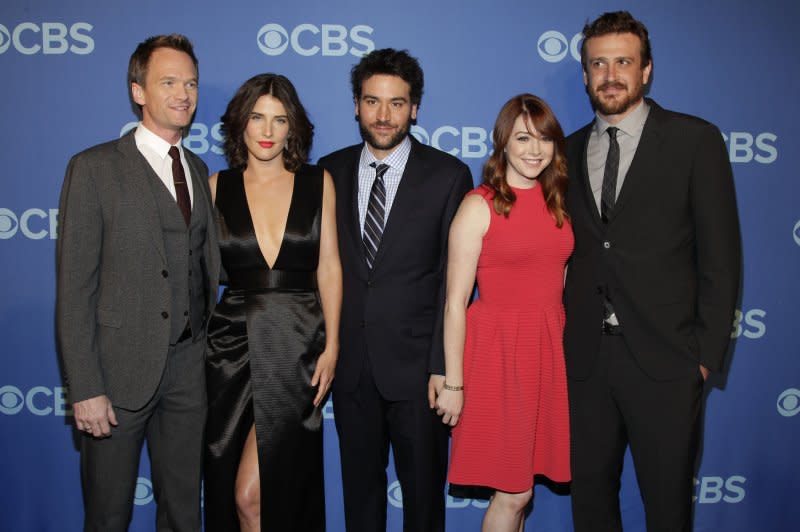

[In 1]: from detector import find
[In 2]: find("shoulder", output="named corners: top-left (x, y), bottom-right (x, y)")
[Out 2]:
top-left (317, 143), bottom-right (362, 168)
top-left (566, 122), bottom-right (593, 152)
top-left (69, 136), bottom-right (127, 168)
top-left (648, 100), bottom-right (722, 141)
top-left (412, 139), bottom-right (470, 173)
top-left (467, 183), bottom-right (495, 201)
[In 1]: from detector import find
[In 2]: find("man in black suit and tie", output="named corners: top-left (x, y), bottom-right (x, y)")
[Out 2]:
top-left (564, 11), bottom-right (741, 532)
top-left (57, 35), bottom-right (219, 531)
top-left (318, 48), bottom-right (472, 532)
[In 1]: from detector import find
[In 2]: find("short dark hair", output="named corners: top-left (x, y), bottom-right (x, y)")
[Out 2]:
top-left (351, 48), bottom-right (424, 107)
top-left (580, 11), bottom-right (652, 71)
top-left (127, 34), bottom-right (198, 118)
top-left (220, 73), bottom-right (314, 172)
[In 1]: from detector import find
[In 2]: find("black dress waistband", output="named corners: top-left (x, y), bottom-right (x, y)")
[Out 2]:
top-left (228, 269), bottom-right (317, 292)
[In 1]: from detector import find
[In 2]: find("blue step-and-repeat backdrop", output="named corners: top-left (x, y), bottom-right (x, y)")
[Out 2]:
top-left (1, 1), bottom-right (797, 530)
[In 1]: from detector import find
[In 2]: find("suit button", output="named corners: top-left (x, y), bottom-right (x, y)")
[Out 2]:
top-left (188, 270), bottom-right (192, 277)
top-left (189, 250), bottom-right (193, 256)
top-left (183, 311), bottom-right (189, 317)
top-left (161, 270), bottom-right (168, 278)
top-left (596, 286), bottom-right (603, 295)
top-left (367, 280), bottom-right (373, 288)
top-left (359, 320), bottom-right (365, 328)
top-left (161, 311), bottom-right (169, 319)
top-left (603, 241), bottom-right (612, 249)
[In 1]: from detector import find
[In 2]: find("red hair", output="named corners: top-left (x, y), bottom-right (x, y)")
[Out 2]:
top-left (482, 94), bottom-right (569, 227)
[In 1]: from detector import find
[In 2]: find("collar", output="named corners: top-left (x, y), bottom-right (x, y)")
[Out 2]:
top-left (134, 122), bottom-right (182, 159)
top-left (594, 99), bottom-right (650, 138)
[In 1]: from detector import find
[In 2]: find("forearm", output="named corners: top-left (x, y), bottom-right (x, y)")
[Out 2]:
top-left (316, 260), bottom-right (342, 353)
top-left (443, 300), bottom-right (466, 386)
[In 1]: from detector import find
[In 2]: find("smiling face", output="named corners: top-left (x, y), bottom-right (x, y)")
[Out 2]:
top-left (131, 47), bottom-right (198, 144)
top-left (243, 94), bottom-right (290, 166)
top-left (356, 74), bottom-right (418, 160)
top-left (583, 32), bottom-right (652, 124)
top-left (503, 114), bottom-right (554, 188)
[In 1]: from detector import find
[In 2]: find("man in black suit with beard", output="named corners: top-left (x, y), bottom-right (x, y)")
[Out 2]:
top-left (319, 48), bottom-right (472, 532)
top-left (564, 11), bottom-right (741, 532)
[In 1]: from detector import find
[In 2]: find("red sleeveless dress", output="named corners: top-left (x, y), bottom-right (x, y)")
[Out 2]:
top-left (448, 184), bottom-right (573, 492)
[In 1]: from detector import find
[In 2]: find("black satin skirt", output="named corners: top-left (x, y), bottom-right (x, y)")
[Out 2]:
top-left (204, 287), bottom-right (326, 532)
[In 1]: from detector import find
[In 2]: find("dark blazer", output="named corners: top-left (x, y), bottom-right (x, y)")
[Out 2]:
top-left (564, 99), bottom-right (741, 381)
top-left (56, 130), bottom-right (220, 409)
top-left (319, 137), bottom-right (473, 401)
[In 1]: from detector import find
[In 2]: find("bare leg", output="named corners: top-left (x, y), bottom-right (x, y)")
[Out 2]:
top-left (235, 425), bottom-right (260, 532)
top-left (481, 489), bottom-right (532, 532)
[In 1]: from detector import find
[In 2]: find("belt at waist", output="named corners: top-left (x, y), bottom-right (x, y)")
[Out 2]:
top-left (228, 269), bottom-right (317, 291)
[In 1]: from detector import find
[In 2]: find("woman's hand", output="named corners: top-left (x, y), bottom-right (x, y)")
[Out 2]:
top-left (435, 388), bottom-right (464, 427)
top-left (312, 349), bottom-right (337, 407)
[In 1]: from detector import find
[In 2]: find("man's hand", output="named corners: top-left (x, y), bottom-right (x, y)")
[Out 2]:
top-left (699, 364), bottom-right (710, 381)
top-left (73, 395), bottom-right (117, 438)
top-left (427, 374), bottom-right (445, 409)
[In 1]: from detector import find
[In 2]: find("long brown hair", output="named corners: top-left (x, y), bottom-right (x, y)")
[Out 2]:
top-left (482, 94), bottom-right (569, 227)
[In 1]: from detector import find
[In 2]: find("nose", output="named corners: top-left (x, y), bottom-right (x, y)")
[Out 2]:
top-left (530, 138), bottom-right (542, 155)
top-left (605, 63), bottom-right (618, 81)
top-left (263, 121), bottom-right (272, 137)
top-left (376, 102), bottom-right (390, 122)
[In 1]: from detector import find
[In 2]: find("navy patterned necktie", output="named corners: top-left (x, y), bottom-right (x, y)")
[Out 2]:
top-left (168, 146), bottom-right (191, 226)
top-left (363, 162), bottom-right (389, 269)
top-left (600, 126), bottom-right (619, 224)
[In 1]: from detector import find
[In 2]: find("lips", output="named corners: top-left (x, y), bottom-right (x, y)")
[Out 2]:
top-left (258, 141), bottom-right (274, 148)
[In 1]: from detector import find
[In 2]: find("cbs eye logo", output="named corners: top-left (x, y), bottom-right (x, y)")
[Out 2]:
top-left (793, 220), bottom-right (800, 247)
top-left (134, 477), bottom-right (154, 506)
top-left (777, 388), bottom-right (800, 417)
top-left (537, 30), bottom-right (582, 63)
top-left (0, 385), bottom-right (25, 415)
top-left (257, 23), bottom-right (290, 55)
top-left (387, 480), bottom-right (404, 508)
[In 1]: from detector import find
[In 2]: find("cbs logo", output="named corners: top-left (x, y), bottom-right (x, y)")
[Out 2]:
top-left (387, 481), bottom-right (489, 509)
top-left (693, 476), bottom-right (746, 504)
top-left (411, 125), bottom-right (490, 159)
top-left (730, 308), bottom-right (766, 339)
top-left (134, 477), bottom-right (154, 506)
top-left (0, 22), bottom-right (93, 55)
top-left (722, 132), bottom-right (777, 164)
top-left (777, 388), bottom-right (800, 417)
top-left (257, 23), bottom-right (374, 57)
top-left (0, 385), bottom-right (70, 416)
top-left (0, 208), bottom-right (58, 240)
top-left (792, 220), bottom-right (800, 247)
top-left (121, 122), bottom-right (224, 156)
top-left (537, 30), bottom-right (582, 63)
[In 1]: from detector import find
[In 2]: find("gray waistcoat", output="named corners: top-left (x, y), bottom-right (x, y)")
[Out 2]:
top-left (146, 175), bottom-right (209, 344)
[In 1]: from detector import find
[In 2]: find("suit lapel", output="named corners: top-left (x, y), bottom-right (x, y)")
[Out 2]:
top-left (116, 131), bottom-right (167, 262)
top-left (339, 148), bottom-right (369, 279)
top-left (577, 123), bottom-right (604, 228)
top-left (608, 100), bottom-right (666, 222)
top-left (371, 140), bottom-right (426, 271)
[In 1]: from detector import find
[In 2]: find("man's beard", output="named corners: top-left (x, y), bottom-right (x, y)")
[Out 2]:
top-left (359, 119), bottom-right (410, 152)
top-left (588, 79), bottom-right (645, 117)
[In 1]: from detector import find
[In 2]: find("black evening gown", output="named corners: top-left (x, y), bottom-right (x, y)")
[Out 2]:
top-left (204, 165), bottom-right (326, 531)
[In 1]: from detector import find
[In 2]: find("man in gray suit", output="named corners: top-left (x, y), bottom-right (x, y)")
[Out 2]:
top-left (56, 34), bottom-right (219, 531)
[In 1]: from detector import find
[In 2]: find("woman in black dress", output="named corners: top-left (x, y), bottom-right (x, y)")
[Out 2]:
top-left (204, 73), bottom-right (341, 531)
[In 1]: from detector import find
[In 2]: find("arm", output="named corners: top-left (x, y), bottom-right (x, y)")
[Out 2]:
top-left (208, 171), bottom-right (229, 285)
top-left (690, 124), bottom-right (742, 376)
top-left (56, 154), bottom-right (117, 436)
top-left (434, 194), bottom-right (490, 426)
top-left (312, 170), bottom-right (343, 406)
top-left (427, 164), bottom-right (474, 399)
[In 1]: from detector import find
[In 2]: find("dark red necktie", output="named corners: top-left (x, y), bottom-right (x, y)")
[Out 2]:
top-left (168, 146), bottom-right (191, 226)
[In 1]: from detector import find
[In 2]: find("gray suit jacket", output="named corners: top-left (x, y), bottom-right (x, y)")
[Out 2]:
top-left (56, 129), bottom-right (220, 410)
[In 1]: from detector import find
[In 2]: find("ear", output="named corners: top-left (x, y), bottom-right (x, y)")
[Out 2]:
top-left (582, 69), bottom-right (588, 87)
top-left (410, 104), bottom-right (418, 121)
top-left (642, 61), bottom-right (653, 85)
top-left (131, 83), bottom-right (145, 106)
top-left (353, 98), bottom-right (359, 119)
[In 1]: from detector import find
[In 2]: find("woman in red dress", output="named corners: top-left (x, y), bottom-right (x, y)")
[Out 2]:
top-left (435, 94), bottom-right (572, 531)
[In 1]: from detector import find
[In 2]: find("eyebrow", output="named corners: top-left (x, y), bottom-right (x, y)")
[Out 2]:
top-left (362, 94), bottom-right (408, 103)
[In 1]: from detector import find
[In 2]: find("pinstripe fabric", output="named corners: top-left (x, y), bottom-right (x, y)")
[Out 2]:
top-left (362, 162), bottom-right (389, 269)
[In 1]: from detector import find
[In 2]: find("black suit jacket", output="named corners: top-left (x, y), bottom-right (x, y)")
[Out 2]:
top-left (564, 99), bottom-right (741, 381)
top-left (319, 137), bottom-right (473, 400)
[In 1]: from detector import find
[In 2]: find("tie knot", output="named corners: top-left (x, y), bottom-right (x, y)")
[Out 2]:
top-left (168, 145), bottom-right (181, 161)
top-left (370, 162), bottom-right (390, 179)
top-left (606, 127), bottom-right (619, 140)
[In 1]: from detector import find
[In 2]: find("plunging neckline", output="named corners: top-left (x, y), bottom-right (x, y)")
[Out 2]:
top-left (242, 171), bottom-right (296, 270)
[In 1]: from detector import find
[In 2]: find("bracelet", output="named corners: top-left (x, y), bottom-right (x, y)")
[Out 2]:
top-left (443, 382), bottom-right (464, 392)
